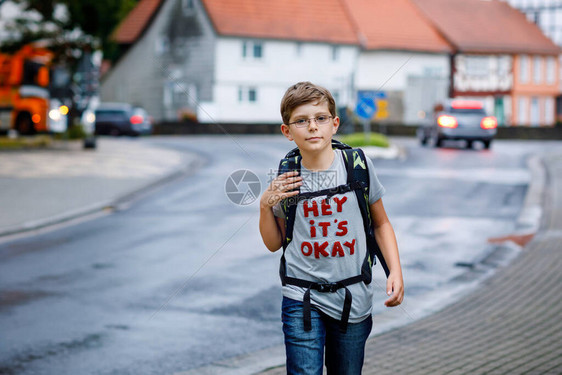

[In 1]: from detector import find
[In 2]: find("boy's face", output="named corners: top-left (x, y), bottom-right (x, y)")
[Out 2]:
top-left (281, 101), bottom-right (339, 153)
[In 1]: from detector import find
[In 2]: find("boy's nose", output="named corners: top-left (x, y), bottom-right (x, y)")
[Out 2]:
top-left (307, 119), bottom-right (319, 130)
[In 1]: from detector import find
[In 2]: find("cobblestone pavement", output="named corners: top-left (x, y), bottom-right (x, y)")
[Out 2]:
top-left (258, 151), bottom-right (562, 375)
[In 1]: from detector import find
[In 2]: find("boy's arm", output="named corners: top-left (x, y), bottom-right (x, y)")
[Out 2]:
top-left (259, 206), bottom-right (285, 252)
top-left (259, 171), bottom-right (301, 252)
top-left (369, 198), bottom-right (404, 307)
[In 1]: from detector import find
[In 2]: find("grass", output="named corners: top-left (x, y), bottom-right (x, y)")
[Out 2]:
top-left (0, 135), bottom-right (53, 149)
top-left (0, 125), bottom-right (86, 150)
top-left (337, 132), bottom-right (390, 148)
top-left (53, 125), bottom-right (87, 140)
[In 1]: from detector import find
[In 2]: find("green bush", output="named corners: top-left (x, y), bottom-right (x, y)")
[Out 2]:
top-left (54, 125), bottom-right (86, 140)
top-left (336, 132), bottom-right (389, 148)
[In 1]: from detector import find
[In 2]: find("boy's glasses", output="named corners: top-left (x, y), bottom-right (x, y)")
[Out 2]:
top-left (288, 115), bottom-right (333, 128)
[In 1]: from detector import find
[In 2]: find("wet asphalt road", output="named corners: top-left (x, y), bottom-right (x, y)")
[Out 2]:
top-left (0, 136), bottom-right (557, 375)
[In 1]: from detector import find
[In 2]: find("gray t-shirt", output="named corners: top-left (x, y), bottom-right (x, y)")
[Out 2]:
top-left (273, 149), bottom-right (385, 323)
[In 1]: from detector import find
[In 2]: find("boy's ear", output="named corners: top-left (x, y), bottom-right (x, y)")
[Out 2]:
top-left (280, 124), bottom-right (294, 141)
top-left (332, 116), bottom-right (340, 135)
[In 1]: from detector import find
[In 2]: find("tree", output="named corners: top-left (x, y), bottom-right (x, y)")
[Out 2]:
top-left (0, 0), bottom-right (139, 115)
top-left (2, 0), bottom-right (138, 61)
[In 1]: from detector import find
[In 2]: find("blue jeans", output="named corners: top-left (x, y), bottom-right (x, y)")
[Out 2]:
top-left (282, 297), bottom-right (372, 375)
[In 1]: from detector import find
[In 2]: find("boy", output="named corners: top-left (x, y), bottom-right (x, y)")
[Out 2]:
top-left (259, 82), bottom-right (403, 375)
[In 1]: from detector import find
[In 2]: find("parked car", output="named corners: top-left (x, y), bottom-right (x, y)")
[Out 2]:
top-left (92, 103), bottom-right (153, 137)
top-left (130, 107), bottom-right (153, 135)
top-left (417, 99), bottom-right (497, 149)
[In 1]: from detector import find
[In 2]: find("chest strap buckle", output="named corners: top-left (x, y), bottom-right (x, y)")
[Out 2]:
top-left (315, 282), bottom-right (340, 293)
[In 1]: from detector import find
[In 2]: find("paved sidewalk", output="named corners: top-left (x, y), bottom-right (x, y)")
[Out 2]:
top-left (257, 151), bottom-right (562, 374)
top-left (0, 138), bottom-right (200, 237)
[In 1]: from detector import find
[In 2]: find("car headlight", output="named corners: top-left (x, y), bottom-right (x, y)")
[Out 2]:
top-left (49, 109), bottom-right (61, 121)
top-left (86, 112), bottom-right (95, 123)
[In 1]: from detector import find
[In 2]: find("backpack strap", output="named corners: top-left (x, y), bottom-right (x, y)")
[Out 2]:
top-left (284, 181), bottom-right (363, 203)
top-left (277, 155), bottom-right (301, 296)
top-left (342, 148), bottom-right (390, 279)
top-left (277, 155), bottom-right (301, 250)
top-left (330, 139), bottom-right (352, 151)
top-left (298, 276), bottom-right (362, 333)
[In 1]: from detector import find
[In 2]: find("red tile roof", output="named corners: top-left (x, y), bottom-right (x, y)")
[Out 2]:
top-left (341, 0), bottom-right (452, 52)
top-left (112, 0), bottom-right (164, 44)
top-left (112, 0), bottom-right (559, 56)
top-left (201, 0), bottom-right (358, 44)
top-left (412, 0), bottom-right (561, 55)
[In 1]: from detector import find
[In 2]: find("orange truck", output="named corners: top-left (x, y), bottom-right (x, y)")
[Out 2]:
top-left (0, 44), bottom-right (68, 135)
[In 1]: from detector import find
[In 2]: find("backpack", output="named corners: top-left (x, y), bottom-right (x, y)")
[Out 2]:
top-left (277, 139), bottom-right (390, 333)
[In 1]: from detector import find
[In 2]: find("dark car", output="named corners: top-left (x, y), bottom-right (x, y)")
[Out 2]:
top-left (417, 99), bottom-right (497, 149)
top-left (94, 103), bottom-right (152, 136)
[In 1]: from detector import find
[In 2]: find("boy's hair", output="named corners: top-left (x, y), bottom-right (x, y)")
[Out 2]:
top-left (280, 82), bottom-right (336, 125)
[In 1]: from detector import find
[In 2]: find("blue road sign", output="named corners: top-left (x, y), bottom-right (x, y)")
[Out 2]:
top-left (355, 91), bottom-right (377, 119)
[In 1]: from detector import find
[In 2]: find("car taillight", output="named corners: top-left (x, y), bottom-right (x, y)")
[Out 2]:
top-left (130, 115), bottom-right (143, 124)
top-left (481, 116), bottom-right (497, 129)
top-left (451, 100), bottom-right (483, 110)
top-left (437, 115), bottom-right (458, 128)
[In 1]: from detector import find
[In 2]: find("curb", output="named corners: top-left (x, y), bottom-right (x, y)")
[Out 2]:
top-left (515, 154), bottom-right (545, 234)
top-left (0, 155), bottom-right (204, 239)
top-left (361, 143), bottom-right (406, 160)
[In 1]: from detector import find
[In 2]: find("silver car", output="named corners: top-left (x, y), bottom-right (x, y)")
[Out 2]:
top-left (418, 100), bottom-right (497, 149)
top-left (83, 103), bottom-right (153, 137)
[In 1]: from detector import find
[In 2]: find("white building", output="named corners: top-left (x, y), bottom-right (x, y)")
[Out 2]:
top-left (104, 0), bottom-right (359, 124)
top-left (104, 0), bottom-right (461, 126)
top-left (201, 38), bottom-right (358, 124)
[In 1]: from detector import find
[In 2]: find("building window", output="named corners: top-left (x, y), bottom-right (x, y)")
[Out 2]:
top-left (253, 43), bottom-right (262, 59)
top-left (465, 56), bottom-right (488, 77)
top-left (497, 56), bottom-right (511, 76)
top-left (518, 96), bottom-right (528, 125)
top-left (533, 56), bottom-right (543, 83)
top-left (238, 87), bottom-right (258, 103)
top-left (331, 46), bottom-right (340, 61)
top-left (546, 56), bottom-right (556, 84)
top-left (545, 97), bottom-right (554, 125)
top-left (520, 55), bottom-right (529, 83)
top-left (296, 42), bottom-right (303, 57)
top-left (242, 41), bottom-right (263, 60)
top-left (530, 97), bottom-right (539, 126)
top-left (182, 0), bottom-right (195, 15)
top-left (155, 35), bottom-right (170, 56)
top-left (248, 88), bottom-right (257, 102)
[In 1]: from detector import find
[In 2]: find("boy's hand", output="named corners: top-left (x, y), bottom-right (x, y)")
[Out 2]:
top-left (384, 272), bottom-right (404, 307)
top-left (260, 171), bottom-right (302, 208)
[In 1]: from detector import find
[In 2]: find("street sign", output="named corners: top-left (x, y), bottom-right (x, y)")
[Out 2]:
top-left (355, 91), bottom-right (377, 120)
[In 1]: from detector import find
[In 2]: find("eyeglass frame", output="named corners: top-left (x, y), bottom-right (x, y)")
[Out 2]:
top-left (287, 115), bottom-right (334, 128)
